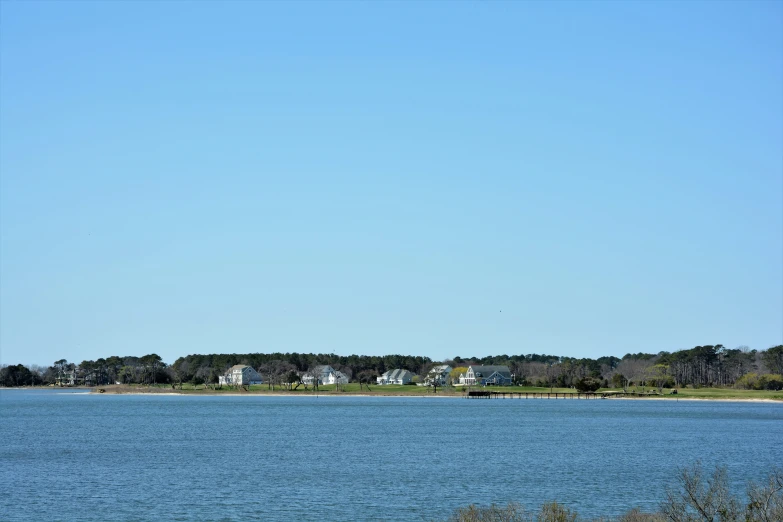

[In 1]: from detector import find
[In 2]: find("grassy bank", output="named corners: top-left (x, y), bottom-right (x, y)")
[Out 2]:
top-left (93, 383), bottom-right (783, 400)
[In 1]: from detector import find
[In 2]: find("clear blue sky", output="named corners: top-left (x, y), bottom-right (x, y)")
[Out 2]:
top-left (1, 1), bottom-right (781, 367)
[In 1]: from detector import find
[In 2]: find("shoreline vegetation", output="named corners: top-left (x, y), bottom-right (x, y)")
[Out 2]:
top-left (9, 383), bottom-right (776, 400)
top-left (3, 345), bottom-right (782, 396)
top-left (441, 463), bottom-right (783, 522)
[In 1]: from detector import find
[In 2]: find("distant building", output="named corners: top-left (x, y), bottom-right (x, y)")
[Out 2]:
top-left (56, 371), bottom-right (76, 386)
top-left (301, 365), bottom-right (349, 386)
top-left (424, 365), bottom-right (453, 386)
top-left (459, 365), bottom-right (512, 386)
top-left (219, 365), bottom-right (263, 386)
top-left (377, 369), bottom-right (413, 385)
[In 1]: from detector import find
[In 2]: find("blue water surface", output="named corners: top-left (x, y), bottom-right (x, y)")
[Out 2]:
top-left (1, 389), bottom-right (781, 521)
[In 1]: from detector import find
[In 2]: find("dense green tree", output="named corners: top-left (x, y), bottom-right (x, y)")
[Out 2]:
top-left (0, 364), bottom-right (41, 387)
top-left (139, 354), bottom-right (164, 384)
top-left (762, 345), bottom-right (783, 375)
top-left (28, 343), bottom-right (783, 390)
top-left (574, 377), bottom-right (602, 392)
top-left (105, 356), bottom-right (123, 384)
top-left (284, 370), bottom-right (300, 390)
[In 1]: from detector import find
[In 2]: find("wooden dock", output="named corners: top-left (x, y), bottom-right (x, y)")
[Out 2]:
top-left (465, 391), bottom-right (661, 399)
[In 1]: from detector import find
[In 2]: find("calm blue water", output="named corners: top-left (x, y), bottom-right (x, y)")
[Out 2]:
top-left (1, 390), bottom-right (781, 521)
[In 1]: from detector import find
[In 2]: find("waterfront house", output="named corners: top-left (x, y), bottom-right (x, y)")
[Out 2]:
top-left (377, 369), bottom-right (413, 385)
top-left (56, 371), bottom-right (76, 386)
top-left (301, 365), bottom-right (349, 386)
top-left (424, 365), bottom-right (453, 386)
top-left (459, 365), bottom-right (513, 386)
top-left (219, 365), bottom-right (263, 386)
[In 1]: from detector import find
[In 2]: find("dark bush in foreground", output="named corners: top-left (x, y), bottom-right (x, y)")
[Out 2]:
top-left (614, 509), bottom-right (665, 522)
top-left (662, 463), bottom-right (783, 522)
top-left (445, 502), bottom-right (529, 522)
top-left (443, 465), bottom-right (783, 522)
top-left (444, 501), bottom-right (577, 522)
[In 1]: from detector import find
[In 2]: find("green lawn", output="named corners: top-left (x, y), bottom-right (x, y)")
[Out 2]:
top-left (571, 386), bottom-right (783, 400)
top-left (656, 387), bottom-right (783, 400)
top-left (477, 385), bottom-right (783, 400)
top-left (113, 382), bottom-right (783, 400)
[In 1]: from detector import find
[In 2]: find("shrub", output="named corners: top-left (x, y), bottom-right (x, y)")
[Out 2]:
top-left (735, 373), bottom-right (783, 390)
top-left (758, 374), bottom-right (783, 391)
top-left (736, 373), bottom-right (759, 390)
top-left (441, 466), bottom-right (783, 522)
top-left (574, 377), bottom-right (601, 392)
top-left (662, 462), bottom-right (783, 522)
top-left (616, 508), bottom-right (665, 522)
top-left (537, 502), bottom-right (576, 522)
top-left (446, 502), bottom-right (531, 522)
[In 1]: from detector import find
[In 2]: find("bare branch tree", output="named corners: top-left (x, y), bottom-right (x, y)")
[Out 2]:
top-left (662, 462), bottom-right (741, 522)
top-left (746, 468), bottom-right (783, 522)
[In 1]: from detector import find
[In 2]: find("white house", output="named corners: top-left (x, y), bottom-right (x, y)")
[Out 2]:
top-left (301, 365), bottom-right (349, 386)
top-left (458, 365), bottom-right (513, 386)
top-left (219, 365), bottom-right (263, 386)
top-left (424, 365), bottom-right (453, 386)
top-left (377, 369), bottom-right (413, 385)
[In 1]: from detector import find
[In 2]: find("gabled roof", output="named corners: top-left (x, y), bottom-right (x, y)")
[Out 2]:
top-left (229, 364), bottom-right (258, 374)
top-left (430, 365), bottom-right (452, 374)
top-left (381, 369), bottom-right (412, 380)
top-left (469, 365), bottom-right (512, 379)
top-left (302, 365), bottom-right (335, 378)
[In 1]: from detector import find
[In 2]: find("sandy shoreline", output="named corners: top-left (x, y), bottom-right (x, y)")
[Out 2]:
top-left (93, 389), bottom-right (463, 398)
top-left (92, 394), bottom-right (780, 402)
top-left (86, 388), bottom-right (782, 402)
top-left (98, 394), bottom-right (781, 402)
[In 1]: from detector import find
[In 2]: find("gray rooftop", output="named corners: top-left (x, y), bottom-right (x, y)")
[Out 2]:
top-left (470, 365), bottom-right (512, 378)
top-left (382, 369), bottom-right (412, 380)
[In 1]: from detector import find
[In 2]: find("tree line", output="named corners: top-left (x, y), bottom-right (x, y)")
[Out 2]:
top-left (1, 344), bottom-right (781, 390)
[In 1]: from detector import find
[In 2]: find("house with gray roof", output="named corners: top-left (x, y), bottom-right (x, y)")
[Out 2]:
top-left (219, 365), bottom-right (263, 386)
top-left (301, 365), bottom-right (349, 386)
top-left (459, 365), bottom-right (513, 386)
top-left (377, 369), bottom-right (413, 385)
top-left (424, 365), bottom-right (453, 386)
